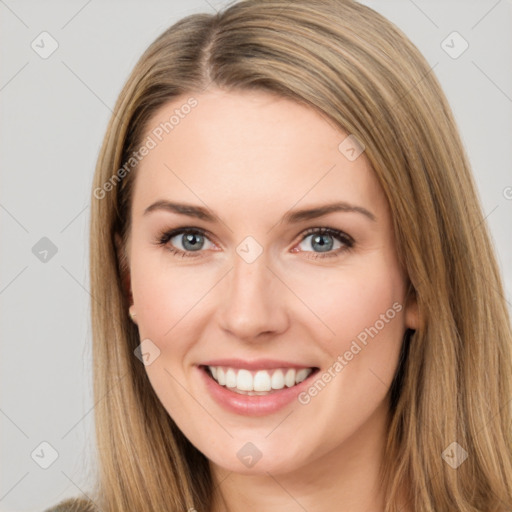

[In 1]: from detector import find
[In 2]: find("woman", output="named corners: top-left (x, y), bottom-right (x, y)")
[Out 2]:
top-left (46, 0), bottom-right (512, 510)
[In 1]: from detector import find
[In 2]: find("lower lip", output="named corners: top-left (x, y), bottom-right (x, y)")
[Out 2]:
top-left (198, 366), bottom-right (318, 417)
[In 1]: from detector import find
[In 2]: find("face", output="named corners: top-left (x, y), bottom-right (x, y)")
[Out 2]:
top-left (120, 88), bottom-right (418, 477)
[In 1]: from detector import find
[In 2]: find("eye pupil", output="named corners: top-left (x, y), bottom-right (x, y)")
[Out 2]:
top-left (311, 234), bottom-right (333, 252)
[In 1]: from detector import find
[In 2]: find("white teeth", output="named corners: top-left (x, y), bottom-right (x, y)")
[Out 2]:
top-left (295, 368), bottom-right (311, 384)
top-left (236, 369), bottom-right (253, 391)
top-left (271, 370), bottom-right (285, 390)
top-left (253, 370), bottom-right (272, 391)
top-left (207, 366), bottom-right (314, 393)
top-left (285, 368), bottom-right (296, 387)
top-left (217, 367), bottom-right (226, 386)
top-left (225, 368), bottom-right (237, 388)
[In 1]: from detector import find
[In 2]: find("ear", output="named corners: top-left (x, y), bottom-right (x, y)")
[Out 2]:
top-left (404, 283), bottom-right (420, 331)
top-left (114, 232), bottom-right (132, 304)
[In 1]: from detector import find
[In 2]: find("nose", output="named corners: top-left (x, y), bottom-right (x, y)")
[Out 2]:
top-left (216, 251), bottom-right (289, 342)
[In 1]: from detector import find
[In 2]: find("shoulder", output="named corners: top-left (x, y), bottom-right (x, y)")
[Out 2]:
top-left (43, 497), bottom-right (98, 512)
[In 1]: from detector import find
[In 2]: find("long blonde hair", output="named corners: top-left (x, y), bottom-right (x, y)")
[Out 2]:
top-left (56, 1), bottom-right (512, 510)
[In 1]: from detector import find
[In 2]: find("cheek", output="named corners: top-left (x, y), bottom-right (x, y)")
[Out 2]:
top-left (290, 266), bottom-right (406, 444)
top-left (128, 252), bottom-right (222, 418)
top-left (293, 258), bottom-right (404, 337)
top-left (130, 248), bottom-right (216, 341)
top-left (291, 257), bottom-right (406, 384)
top-left (129, 254), bottom-right (211, 419)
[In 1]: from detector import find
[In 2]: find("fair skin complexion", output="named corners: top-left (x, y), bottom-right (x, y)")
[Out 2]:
top-left (119, 88), bottom-right (418, 511)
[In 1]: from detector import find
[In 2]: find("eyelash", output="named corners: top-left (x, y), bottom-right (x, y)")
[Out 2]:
top-left (154, 226), bottom-right (355, 260)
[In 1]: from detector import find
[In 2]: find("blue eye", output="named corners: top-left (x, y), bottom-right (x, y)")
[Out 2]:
top-left (155, 227), bottom-right (354, 259)
top-left (157, 229), bottom-right (214, 257)
top-left (171, 231), bottom-right (211, 252)
top-left (297, 227), bottom-right (354, 259)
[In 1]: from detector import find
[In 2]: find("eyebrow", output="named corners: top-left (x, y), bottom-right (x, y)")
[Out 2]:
top-left (143, 200), bottom-right (376, 223)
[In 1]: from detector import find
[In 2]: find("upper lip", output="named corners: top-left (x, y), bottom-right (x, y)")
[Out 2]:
top-left (199, 358), bottom-right (316, 370)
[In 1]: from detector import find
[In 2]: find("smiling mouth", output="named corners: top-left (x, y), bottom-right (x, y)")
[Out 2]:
top-left (202, 365), bottom-right (319, 395)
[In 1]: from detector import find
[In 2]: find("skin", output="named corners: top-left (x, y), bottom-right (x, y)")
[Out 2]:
top-left (118, 88), bottom-right (418, 511)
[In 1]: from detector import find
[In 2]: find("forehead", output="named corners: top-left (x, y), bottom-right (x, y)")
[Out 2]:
top-left (131, 88), bottom-right (385, 221)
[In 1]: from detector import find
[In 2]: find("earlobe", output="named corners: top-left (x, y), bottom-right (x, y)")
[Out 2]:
top-left (128, 304), bottom-right (137, 324)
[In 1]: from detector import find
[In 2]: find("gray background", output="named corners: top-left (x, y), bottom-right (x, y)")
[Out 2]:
top-left (1, 1), bottom-right (511, 511)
